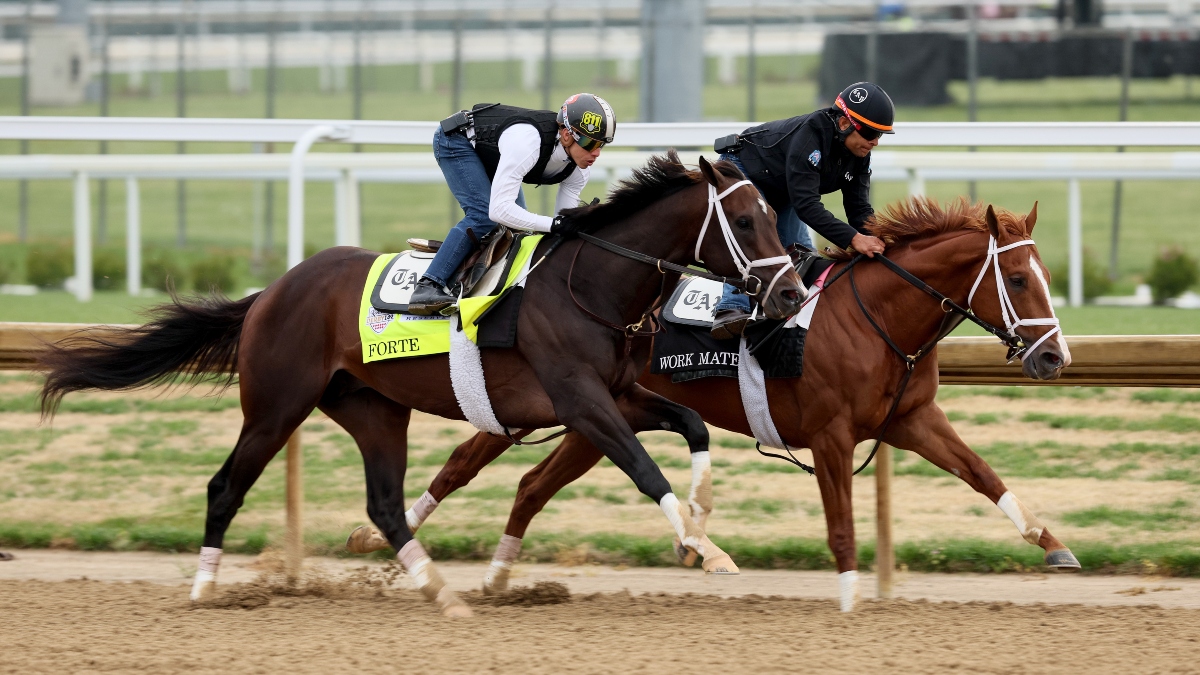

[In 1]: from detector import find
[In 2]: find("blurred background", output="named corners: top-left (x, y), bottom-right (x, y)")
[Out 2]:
top-left (0, 0), bottom-right (1197, 328)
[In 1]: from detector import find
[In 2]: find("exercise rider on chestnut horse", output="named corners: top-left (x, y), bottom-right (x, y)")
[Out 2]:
top-left (351, 197), bottom-right (1079, 612)
top-left (37, 152), bottom-right (804, 617)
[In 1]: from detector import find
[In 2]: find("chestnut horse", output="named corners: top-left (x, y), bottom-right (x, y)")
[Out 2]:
top-left (351, 198), bottom-right (1078, 611)
top-left (38, 153), bottom-right (804, 616)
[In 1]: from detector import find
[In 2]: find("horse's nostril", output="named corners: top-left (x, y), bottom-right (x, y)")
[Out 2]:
top-left (782, 289), bottom-right (799, 303)
top-left (1042, 351), bottom-right (1063, 367)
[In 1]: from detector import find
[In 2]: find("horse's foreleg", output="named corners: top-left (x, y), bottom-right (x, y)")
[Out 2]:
top-left (885, 403), bottom-right (1080, 569)
top-left (811, 426), bottom-right (861, 612)
top-left (546, 377), bottom-right (737, 575)
top-left (413, 430), bottom-right (525, 532)
top-left (614, 384), bottom-right (713, 566)
top-left (481, 433), bottom-right (604, 594)
top-left (321, 386), bottom-right (471, 617)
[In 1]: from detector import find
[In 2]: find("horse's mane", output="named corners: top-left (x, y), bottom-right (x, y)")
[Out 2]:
top-left (559, 149), bottom-right (743, 230)
top-left (827, 196), bottom-right (1027, 260)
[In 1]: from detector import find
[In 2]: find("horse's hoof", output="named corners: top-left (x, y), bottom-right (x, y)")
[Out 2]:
top-left (673, 537), bottom-right (698, 567)
top-left (436, 588), bottom-right (473, 618)
top-left (1045, 548), bottom-right (1081, 570)
top-left (345, 526), bottom-right (389, 555)
top-left (482, 566), bottom-right (511, 595)
top-left (702, 552), bottom-right (740, 575)
top-left (189, 579), bottom-right (216, 603)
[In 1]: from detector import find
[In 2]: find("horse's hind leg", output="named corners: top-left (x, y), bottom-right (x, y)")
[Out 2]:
top-left (319, 382), bottom-right (471, 617)
top-left (885, 402), bottom-right (1080, 570)
top-left (193, 399), bottom-right (315, 601)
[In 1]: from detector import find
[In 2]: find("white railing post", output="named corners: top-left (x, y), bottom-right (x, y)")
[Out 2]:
top-left (334, 168), bottom-right (361, 247)
top-left (126, 177), bottom-right (141, 296)
top-left (906, 168), bottom-right (925, 197)
top-left (1068, 178), bottom-right (1083, 308)
top-left (287, 124), bottom-right (349, 270)
top-left (73, 172), bottom-right (93, 302)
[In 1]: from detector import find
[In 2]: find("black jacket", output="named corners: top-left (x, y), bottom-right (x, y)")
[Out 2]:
top-left (733, 109), bottom-right (873, 250)
top-left (469, 103), bottom-right (577, 186)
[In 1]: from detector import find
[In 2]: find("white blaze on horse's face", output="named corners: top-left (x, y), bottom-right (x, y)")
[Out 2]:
top-left (757, 197), bottom-right (769, 216)
top-left (1028, 252), bottom-right (1072, 367)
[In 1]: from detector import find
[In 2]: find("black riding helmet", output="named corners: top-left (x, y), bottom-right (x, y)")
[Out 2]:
top-left (559, 93), bottom-right (616, 151)
top-left (834, 82), bottom-right (895, 141)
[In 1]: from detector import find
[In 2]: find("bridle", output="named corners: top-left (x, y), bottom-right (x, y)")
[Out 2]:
top-left (758, 232), bottom-right (1064, 476)
top-left (568, 177), bottom-right (794, 342)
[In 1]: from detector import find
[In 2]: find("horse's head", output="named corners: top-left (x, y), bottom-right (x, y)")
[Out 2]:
top-left (694, 156), bottom-right (804, 319)
top-left (971, 202), bottom-right (1071, 380)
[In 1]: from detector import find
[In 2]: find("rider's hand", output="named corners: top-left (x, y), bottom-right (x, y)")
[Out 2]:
top-left (850, 233), bottom-right (886, 258)
top-left (550, 214), bottom-right (582, 239)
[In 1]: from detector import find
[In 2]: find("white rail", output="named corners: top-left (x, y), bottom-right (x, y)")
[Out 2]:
top-left (3, 118), bottom-right (1200, 303)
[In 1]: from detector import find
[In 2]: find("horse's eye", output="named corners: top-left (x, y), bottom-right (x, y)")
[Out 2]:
top-left (1008, 276), bottom-right (1026, 288)
top-left (736, 217), bottom-right (752, 231)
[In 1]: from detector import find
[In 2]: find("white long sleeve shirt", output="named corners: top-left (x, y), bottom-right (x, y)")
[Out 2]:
top-left (483, 123), bottom-right (590, 232)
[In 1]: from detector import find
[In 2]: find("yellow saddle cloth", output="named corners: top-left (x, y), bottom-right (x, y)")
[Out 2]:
top-left (358, 234), bottom-right (542, 363)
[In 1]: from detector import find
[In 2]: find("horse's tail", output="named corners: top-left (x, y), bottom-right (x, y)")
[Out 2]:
top-left (38, 292), bottom-right (259, 417)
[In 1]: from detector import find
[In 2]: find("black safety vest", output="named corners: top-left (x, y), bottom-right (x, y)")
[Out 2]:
top-left (470, 103), bottom-right (578, 186)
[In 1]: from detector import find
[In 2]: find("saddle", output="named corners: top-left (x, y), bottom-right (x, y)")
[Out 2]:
top-left (372, 227), bottom-right (521, 314)
top-left (407, 226), bottom-right (517, 299)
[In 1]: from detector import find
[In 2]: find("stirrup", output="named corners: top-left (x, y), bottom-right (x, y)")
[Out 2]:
top-left (711, 308), bottom-right (751, 340)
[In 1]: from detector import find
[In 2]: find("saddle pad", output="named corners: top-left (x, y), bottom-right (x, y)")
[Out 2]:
top-left (358, 234), bottom-right (543, 364)
top-left (650, 323), bottom-right (740, 381)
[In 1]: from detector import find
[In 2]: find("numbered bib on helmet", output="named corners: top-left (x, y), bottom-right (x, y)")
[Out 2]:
top-left (370, 251), bottom-right (436, 312)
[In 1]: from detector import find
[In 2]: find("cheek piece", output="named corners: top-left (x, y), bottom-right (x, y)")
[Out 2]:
top-left (967, 237), bottom-right (1062, 362)
top-left (694, 180), bottom-right (793, 302)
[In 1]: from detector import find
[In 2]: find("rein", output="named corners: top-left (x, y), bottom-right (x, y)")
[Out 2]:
top-left (758, 235), bottom-right (1057, 477)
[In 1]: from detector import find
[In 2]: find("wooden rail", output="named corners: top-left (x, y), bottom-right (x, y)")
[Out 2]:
top-left (7, 323), bottom-right (1199, 387)
top-left (3, 322), bottom-right (1199, 592)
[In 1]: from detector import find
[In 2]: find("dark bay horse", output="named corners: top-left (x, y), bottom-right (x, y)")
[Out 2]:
top-left (352, 198), bottom-right (1079, 610)
top-left (38, 153), bottom-right (804, 616)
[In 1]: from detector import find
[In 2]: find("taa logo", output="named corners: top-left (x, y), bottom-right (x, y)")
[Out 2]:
top-left (580, 111), bottom-right (603, 134)
top-left (390, 268), bottom-right (419, 291)
top-left (849, 87), bottom-right (868, 103)
top-left (683, 289), bottom-right (715, 315)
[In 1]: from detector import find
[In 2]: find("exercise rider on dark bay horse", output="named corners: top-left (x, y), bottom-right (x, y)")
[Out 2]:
top-left (356, 198), bottom-right (1079, 611)
top-left (711, 81), bottom-right (893, 339)
top-left (37, 151), bottom-right (805, 617)
top-left (408, 93), bottom-right (615, 315)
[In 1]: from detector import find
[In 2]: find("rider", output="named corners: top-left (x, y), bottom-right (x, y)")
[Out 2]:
top-left (709, 81), bottom-right (894, 338)
top-left (407, 94), bottom-right (616, 315)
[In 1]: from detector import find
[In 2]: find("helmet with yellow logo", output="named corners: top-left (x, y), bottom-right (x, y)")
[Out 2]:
top-left (559, 93), bottom-right (616, 151)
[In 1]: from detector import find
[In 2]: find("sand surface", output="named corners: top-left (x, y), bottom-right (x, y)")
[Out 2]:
top-left (2, 550), bottom-right (1199, 674)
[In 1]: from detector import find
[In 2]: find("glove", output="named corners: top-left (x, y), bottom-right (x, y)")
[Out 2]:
top-left (550, 214), bottom-right (583, 239)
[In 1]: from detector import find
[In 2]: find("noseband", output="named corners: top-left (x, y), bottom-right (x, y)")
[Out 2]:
top-left (967, 236), bottom-right (1062, 363)
top-left (694, 180), bottom-right (794, 300)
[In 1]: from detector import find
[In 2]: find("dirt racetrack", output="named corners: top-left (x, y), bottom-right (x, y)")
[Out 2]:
top-left (3, 555), bottom-right (1200, 674)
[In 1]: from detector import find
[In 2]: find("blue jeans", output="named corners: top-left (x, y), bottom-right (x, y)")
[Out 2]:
top-left (423, 127), bottom-right (526, 288)
top-left (714, 154), bottom-right (813, 313)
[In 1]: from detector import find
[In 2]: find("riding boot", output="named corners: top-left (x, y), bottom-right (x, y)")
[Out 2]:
top-left (407, 277), bottom-right (457, 316)
top-left (710, 307), bottom-right (751, 340)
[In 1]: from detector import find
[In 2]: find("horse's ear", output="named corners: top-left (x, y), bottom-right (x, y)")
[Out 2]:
top-left (1025, 201), bottom-right (1039, 235)
top-left (697, 156), bottom-right (721, 188)
top-left (985, 204), bottom-right (1001, 239)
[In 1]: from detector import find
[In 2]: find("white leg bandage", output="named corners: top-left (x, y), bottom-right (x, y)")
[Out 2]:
top-left (688, 451), bottom-right (713, 526)
top-left (660, 493), bottom-right (705, 556)
top-left (405, 491), bottom-right (439, 533)
top-left (483, 534), bottom-right (522, 593)
top-left (189, 546), bottom-right (222, 601)
top-left (398, 539), bottom-right (471, 617)
top-left (838, 570), bottom-right (859, 613)
top-left (997, 491), bottom-right (1045, 546)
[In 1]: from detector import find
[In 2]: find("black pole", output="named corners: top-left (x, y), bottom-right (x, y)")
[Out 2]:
top-left (1109, 27), bottom-right (1133, 281)
top-left (866, 1), bottom-right (879, 83)
top-left (175, 0), bottom-right (187, 248)
top-left (451, 11), bottom-right (463, 112)
top-left (19, 0), bottom-right (32, 243)
top-left (98, 0), bottom-right (110, 245)
top-left (353, 1), bottom-right (362, 123)
top-left (747, 5), bottom-right (756, 122)
top-left (967, 0), bottom-right (978, 202)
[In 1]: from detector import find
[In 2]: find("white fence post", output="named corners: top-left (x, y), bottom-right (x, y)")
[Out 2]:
top-left (1068, 178), bottom-right (1083, 308)
top-left (126, 177), bottom-right (141, 296)
top-left (906, 168), bottom-right (925, 197)
top-left (287, 124), bottom-right (347, 270)
top-left (334, 168), bottom-right (361, 247)
top-left (73, 171), bottom-right (93, 302)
